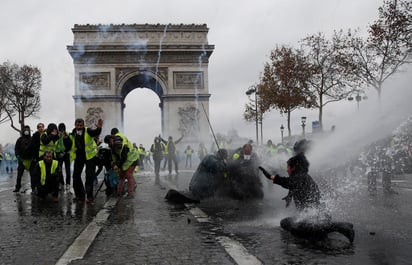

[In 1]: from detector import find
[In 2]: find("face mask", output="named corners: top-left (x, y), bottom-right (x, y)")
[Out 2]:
top-left (244, 155), bottom-right (251, 160)
top-left (24, 131), bottom-right (30, 136)
top-left (76, 130), bottom-right (83, 135)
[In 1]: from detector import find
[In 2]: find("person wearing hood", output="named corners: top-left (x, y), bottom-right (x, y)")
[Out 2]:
top-left (39, 123), bottom-right (59, 158)
top-left (13, 125), bottom-right (36, 192)
top-left (259, 148), bottom-right (355, 243)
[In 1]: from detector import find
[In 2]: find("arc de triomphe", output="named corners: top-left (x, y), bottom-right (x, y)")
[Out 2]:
top-left (67, 23), bottom-right (214, 142)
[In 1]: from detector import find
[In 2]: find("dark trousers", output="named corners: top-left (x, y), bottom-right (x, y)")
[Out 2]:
top-left (167, 154), bottom-right (179, 174)
top-left (37, 175), bottom-right (59, 198)
top-left (72, 157), bottom-right (97, 199)
top-left (153, 157), bottom-right (162, 177)
top-left (58, 153), bottom-right (71, 185)
top-left (280, 217), bottom-right (353, 241)
top-left (15, 159), bottom-right (35, 190)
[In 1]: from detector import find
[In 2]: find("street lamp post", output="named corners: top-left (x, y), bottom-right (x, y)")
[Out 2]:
top-left (301, 116), bottom-right (307, 137)
top-left (246, 85), bottom-right (259, 145)
top-left (348, 90), bottom-right (367, 112)
top-left (280, 124), bottom-right (284, 143)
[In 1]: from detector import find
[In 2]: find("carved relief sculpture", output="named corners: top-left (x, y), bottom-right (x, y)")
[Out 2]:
top-left (178, 104), bottom-right (200, 137)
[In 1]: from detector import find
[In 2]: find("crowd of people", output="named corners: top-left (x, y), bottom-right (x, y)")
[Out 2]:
top-left (4, 118), bottom-right (250, 203)
top-left (3, 115), bottom-right (412, 245)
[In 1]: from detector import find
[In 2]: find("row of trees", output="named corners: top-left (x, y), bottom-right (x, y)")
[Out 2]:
top-left (0, 61), bottom-right (42, 135)
top-left (244, 0), bottom-right (412, 138)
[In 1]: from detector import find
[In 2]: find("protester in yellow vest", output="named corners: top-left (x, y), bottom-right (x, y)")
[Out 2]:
top-left (56, 123), bottom-right (73, 191)
top-left (150, 136), bottom-right (166, 178)
top-left (184, 145), bottom-right (194, 169)
top-left (71, 118), bottom-right (103, 203)
top-left (160, 134), bottom-right (184, 176)
top-left (32, 123), bottom-right (45, 162)
top-left (197, 142), bottom-right (208, 162)
top-left (39, 123), bottom-right (59, 158)
top-left (4, 152), bottom-right (13, 174)
top-left (33, 150), bottom-right (60, 202)
top-left (111, 136), bottom-right (139, 198)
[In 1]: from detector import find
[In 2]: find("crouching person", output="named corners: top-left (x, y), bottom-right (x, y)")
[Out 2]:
top-left (111, 136), bottom-right (139, 198)
top-left (34, 150), bottom-right (60, 202)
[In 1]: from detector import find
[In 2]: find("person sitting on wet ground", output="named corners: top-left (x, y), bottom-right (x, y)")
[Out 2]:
top-left (259, 152), bottom-right (355, 243)
top-left (33, 150), bottom-right (60, 202)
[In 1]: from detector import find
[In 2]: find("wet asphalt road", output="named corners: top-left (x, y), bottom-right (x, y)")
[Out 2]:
top-left (1, 167), bottom-right (412, 265)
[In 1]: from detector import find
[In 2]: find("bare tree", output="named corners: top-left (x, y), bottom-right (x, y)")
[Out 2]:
top-left (301, 31), bottom-right (362, 130)
top-left (0, 74), bottom-right (8, 124)
top-left (345, 0), bottom-right (412, 102)
top-left (258, 45), bottom-right (315, 138)
top-left (0, 61), bottom-right (41, 134)
top-left (243, 84), bottom-right (266, 144)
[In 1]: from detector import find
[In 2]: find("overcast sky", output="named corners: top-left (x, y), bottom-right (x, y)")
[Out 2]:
top-left (1, 0), bottom-right (411, 149)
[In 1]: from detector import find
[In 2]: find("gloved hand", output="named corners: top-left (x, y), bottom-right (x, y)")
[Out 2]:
top-left (258, 166), bottom-right (272, 180)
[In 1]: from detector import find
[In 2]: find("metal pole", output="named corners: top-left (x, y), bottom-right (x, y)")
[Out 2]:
top-left (255, 92), bottom-right (258, 145)
top-left (201, 103), bottom-right (220, 150)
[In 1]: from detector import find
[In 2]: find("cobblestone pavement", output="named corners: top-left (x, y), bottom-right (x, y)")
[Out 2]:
top-left (0, 170), bottom-right (235, 265)
top-left (1, 169), bottom-right (412, 265)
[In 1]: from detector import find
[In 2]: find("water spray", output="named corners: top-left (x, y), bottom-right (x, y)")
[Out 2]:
top-left (201, 103), bottom-right (219, 150)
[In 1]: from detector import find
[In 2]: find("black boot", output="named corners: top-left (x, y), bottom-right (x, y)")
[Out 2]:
top-left (13, 186), bottom-right (21, 193)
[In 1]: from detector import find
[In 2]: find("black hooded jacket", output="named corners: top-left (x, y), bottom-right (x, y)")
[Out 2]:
top-left (273, 153), bottom-right (321, 211)
top-left (15, 132), bottom-right (33, 160)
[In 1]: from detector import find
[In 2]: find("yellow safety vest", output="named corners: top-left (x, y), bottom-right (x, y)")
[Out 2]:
top-left (166, 142), bottom-right (177, 154)
top-left (112, 144), bottom-right (139, 171)
top-left (70, 128), bottom-right (98, 161)
top-left (39, 160), bottom-right (58, 186)
top-left (69, 134), bottom-right (76, 162)
top-left (115, 132), bottom-right (134, 151)
top-left (185, 149), bottom-right (193, 156)
top-left (39, 132), bottom-right (57, 158)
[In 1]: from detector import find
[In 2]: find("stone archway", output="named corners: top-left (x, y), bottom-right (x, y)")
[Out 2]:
top-left (67, 24), bottom-right (214, 142)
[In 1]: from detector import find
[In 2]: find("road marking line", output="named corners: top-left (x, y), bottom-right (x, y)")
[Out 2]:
top-left (185, 203), bottom-right (211, 223)
top-left (55, 197), bottom-right (118, 265)
top-left (184, 203), bottom-right (262, 265)
top-left (217, 236), bottom-right (263, 265)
